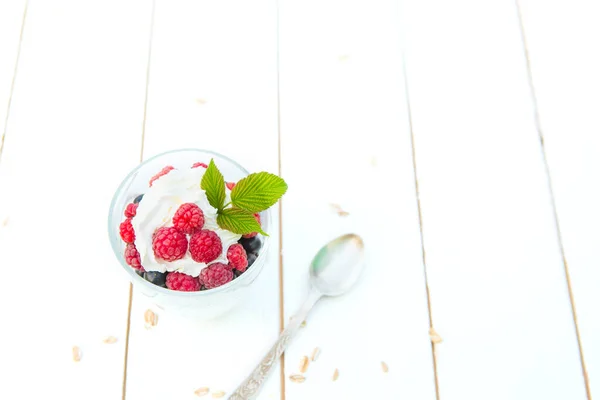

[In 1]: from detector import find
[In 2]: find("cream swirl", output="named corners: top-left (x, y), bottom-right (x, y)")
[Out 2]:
top-left (131, 167), bottom-right (241, 277)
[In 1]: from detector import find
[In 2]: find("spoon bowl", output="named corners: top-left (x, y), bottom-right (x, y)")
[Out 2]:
top-left (311, 233), bottom-right (365, 296)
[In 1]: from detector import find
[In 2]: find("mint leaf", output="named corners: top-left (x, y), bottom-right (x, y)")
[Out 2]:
top-left (231, 172), bottom-right (287, 213)
top-left (200, 159), bottom-right (226, 211)
top-left (217, 208), bottom-right (267, 236)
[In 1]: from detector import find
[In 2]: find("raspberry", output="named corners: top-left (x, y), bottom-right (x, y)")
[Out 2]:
top-left (172, 203), bottom-right (205, 234)
top-left (152, 227), bottom-right (188, 261)
top-left (243, 213), bottom-right (261, 239)
top-left (226, 182), bottom-right (236, 190)
top-left (227, 244), bottom-right (248, 272)
top-left (189, 230), bottom-right (222, 263)
top-left (149, 165), bottom-right (174, 186)
top-left (124, 243), bottom-right (143, 271)
top-left (191, 162), bottom-right (208, 169)
top-left (124, 203), bottom-right (138, 218)
top-left (166, 272), bottom-right (200, 292)
top-left (119, 218), bottom-right (136, 243)
top-left (199, 263), bottom-right (233, 289)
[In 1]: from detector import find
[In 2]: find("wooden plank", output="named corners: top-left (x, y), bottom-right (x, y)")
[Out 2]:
top-left (401, 0), bottom-right (588, 398)
top-left (518, 0), bottom-right (600, 396)
top-left (0, 0), bottom-right (27, 148)
top-left (123, 0), bottom-right (282, 399)
top-left (0, 1), bottom-right (152, 398)
top-left (278, 0), bottom-right (437, 398)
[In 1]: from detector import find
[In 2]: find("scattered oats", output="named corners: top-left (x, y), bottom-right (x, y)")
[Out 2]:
top-left (195, 98), bottom-right (207, 105)
top-left (429, 327), bottom-right (442, 344)
top-left (211, 391), bottom-right (225, 398)
top-left (289, 374), bottom-right (306, 383)
top-left (332, 368), bottom-right (339, 381)
top-left (72, 346), bottom-right (82, 362)
top-left (329, 203), bottom-right (350, 217)
top-left (144, 309), bottom-right (158, 328)
top-left (381, 361), bottom-right (389, 373)
top-left (1, 217), bottom-right (8, 227)
top-left (311, 347), bottom-right (321, 362)
top-left (338, 55), bottom-right (351, 62)
top-left (103, 336), bottom-right (118, 344)
top-left (194, 388), bottom-right (209, 397)
top-left (299, 356), bottom-right (309, 373)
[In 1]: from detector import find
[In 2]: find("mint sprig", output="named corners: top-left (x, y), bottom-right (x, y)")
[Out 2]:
top-left (217, 207), bottom-right (268, 236)
top-left (202, 159), bottom-right (287, 236)
top-left (201, 159), bottom-right (226, 211)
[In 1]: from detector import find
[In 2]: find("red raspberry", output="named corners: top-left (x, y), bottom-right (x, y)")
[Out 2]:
top-left (124, 243), bottom-right (143, 271)
top-left (124, 203), bottom-right (138, 218)
top-left (191, 162), bottom-right (208, 169)
top-left (119, 218), bottom-right (136, 243)
top-left (166, 272), bottom-right (200, 291)
top-left (189, 230), bottom-right (222, 263)
top-left (172, 203), bottom-right (205, 234)
top-left (199, 263), bottom-right (233, 289)
top-left (227, 244), bottom-right (248, 272)
top-left (152, 227), bottom-right (188, 261)
top-left (243, 213), bottom-right (261, 239)
top-left (149, 165), bottom-right (174, 186)
top-left (226, 182), bottom-right (236, 190)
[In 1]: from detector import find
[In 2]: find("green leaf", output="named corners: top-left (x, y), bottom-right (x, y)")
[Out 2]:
top-left (200, 159), bottom-right (226, 211)
top-left (231, 172), bottom-right (288, 212)
top-left (217, 208), bottom-right (267, 236)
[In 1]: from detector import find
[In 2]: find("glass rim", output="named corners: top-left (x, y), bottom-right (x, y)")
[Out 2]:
top-left (108, 148), bottom-right (272, 297)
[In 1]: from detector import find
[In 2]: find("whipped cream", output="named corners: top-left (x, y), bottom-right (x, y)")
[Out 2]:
top-left (132, 167), bottom-right (241, 277)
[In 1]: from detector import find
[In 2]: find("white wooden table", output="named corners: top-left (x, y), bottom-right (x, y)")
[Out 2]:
top-left (0, 1), bottom-right (598, 399)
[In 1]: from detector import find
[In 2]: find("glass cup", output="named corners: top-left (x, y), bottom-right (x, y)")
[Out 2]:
top-left (108, 149), bottom-right (271, 319)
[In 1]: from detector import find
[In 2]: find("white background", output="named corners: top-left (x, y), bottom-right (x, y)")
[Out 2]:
top-left (0, 0), bottom-right (598, 399)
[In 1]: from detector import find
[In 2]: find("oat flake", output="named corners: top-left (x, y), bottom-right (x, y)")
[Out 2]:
top-left (103, 336), bottom-right (118, 344)
top-left (329, 203), bottom-right (350, 217)
top-left (429, 327), bottom-right (443, 344)
top-left (381, 361), bottom-right (389, 373)
top-left (332, 368), bottom-right (339, 381)
top-left (289, 374), bottom-right (306, 383)
top-left (72, 346), bottom-right (82, 362)
top-left (299, 356), bottom-right (309, 373)
top-left (194, 387), bottom-right (209, 397)
top-left (311, 347), bottom-right (321, 362)
top-left (144, 309), bottom-right (158, 328)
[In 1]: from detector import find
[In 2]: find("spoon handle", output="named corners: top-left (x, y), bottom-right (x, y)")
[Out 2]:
top-left (228, 288), bottom-right (322, 400)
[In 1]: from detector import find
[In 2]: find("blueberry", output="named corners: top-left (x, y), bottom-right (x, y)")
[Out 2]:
top-left (239, 237), bottom-right (262, 254)
top-left (143, 271), bottom-right (167, 288)
top-left (134, 269), bottom-right (144, 277)
top-left (247, 252), bottom-right (258, 267)
top-left (233, 269), bottom-right (243, 278)
top-left (133, 194), bottom-right (144, 204)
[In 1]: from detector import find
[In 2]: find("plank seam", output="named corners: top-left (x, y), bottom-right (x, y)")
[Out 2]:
top-left (122, 1), bottom-right (156, 399)
top-left (276, 0), bottom-right (286, 399)
top-left (402, 45), bottom-right (441, 400)
top-left (139, 0), bottom-right (156, 164)
top-left (0, 0), bottom-right (29, 165)
top-left (514, 1), bottom-right (592, 398)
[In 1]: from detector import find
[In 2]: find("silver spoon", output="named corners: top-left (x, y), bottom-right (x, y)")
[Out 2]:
top-left (229, 233), bottom-right (365, 400)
